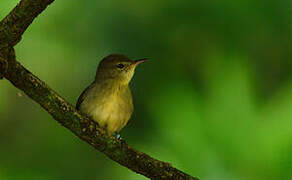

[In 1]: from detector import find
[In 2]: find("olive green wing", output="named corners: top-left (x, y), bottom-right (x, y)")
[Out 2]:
top-left (76, 82), bottom-right (95, 110)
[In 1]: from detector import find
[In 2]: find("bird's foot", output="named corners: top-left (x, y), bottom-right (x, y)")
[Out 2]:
top-left (115, 133), bottom-right (122, 139)
top-left (114, 133), bottom-right (126, 143)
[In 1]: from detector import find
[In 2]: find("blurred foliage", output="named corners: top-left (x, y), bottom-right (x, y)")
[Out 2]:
top-left (1, 0), bottom-right (292, 179)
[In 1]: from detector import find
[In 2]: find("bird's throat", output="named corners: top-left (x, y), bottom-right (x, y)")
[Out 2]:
top-left (97, 78), bottom-right (129, 95)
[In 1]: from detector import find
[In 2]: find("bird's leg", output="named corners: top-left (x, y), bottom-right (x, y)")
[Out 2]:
top-left (114, 132), bottom-right (126, 144)
top-left (114, 132), bottom-right (122, 140)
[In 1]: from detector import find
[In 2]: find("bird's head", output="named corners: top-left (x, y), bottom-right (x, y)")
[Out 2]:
top-left (96, 54), bottom-right (147, 85)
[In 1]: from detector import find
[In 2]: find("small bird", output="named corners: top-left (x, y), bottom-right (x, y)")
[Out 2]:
top-left (76, 54), bottom-right (147, 135)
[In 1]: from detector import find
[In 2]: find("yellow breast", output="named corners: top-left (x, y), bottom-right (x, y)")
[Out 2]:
top-left (80, 84), bottom-right (133, 135)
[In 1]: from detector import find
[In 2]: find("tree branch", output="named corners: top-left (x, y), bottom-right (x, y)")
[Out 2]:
top-left (0, 0), bottom-right (199, 179)
top-left (0, 0), bottom-right (54, 49)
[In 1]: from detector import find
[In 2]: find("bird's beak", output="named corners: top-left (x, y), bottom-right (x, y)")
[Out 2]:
top-left (133, 58), bottom-right (148, 66)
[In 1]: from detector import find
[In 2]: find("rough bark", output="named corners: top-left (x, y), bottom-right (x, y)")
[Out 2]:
top-left (0, 0), bottom-right (54, 49)
top-left (0, 0), bottom-right (199, 179)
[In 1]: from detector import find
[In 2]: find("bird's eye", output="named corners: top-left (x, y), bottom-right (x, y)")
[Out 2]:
top-left (116, 63), bottom-right (124, 69)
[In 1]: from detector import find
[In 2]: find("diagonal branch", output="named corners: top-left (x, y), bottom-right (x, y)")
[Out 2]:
top-left (3, 55), bottom-right (198, 180)
top-left (0, 0), bottom-right (199, 179)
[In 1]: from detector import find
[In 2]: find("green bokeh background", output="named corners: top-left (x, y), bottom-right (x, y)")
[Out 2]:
top-left (1, 0), bottom-right (292, 179)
